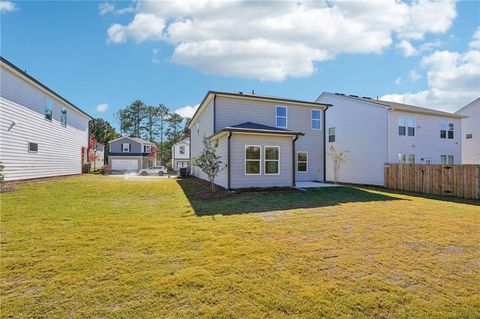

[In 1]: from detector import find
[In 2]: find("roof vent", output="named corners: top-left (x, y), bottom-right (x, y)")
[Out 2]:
top-left (362, 96), bottom-right (372, 99)
top-left (251, 89), bottom-right (255, 94)
top-left (350, 95), bottom-right (359, 98)
top-left (335, 93), bottom-right (345, 96)
top-left (239, 91), bottom-right (243, 94)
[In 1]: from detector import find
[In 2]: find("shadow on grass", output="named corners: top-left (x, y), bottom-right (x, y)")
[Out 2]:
top-left (177, 178), bottom-right (403, 216)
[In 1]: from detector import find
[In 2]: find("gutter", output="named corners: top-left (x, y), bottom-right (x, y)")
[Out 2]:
top-left (213, 94), bottom-right (216, 133)
top-left (227, 132), bottom-right (232, 190)
top-left (323, 105), bottom-right (330, 182)
top-left (292, 135), bottom-right (299, 187)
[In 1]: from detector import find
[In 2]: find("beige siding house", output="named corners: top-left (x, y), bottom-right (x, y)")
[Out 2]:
top-left (189, 91), bottom-right (330, 189)
top-left (0, 57), bottom-right (92, 181)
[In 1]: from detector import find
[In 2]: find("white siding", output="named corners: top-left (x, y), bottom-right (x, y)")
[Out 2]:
top-left (457, 100), bottom-right (480, 164)
top-left (318, 94), bottom-right (388, 186)
top-left (172, 140), bottom-right (190, 160)
top-left (0, 67), bottom-right (89, 181)
top-left (215, 135), bottom-right (228, 189)
top-left (389, 111), bottom-right (462, 164)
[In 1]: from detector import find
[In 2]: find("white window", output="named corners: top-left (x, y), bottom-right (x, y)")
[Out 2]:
top-left (122, 143), bottom-right (130, 152)
top-left (276, 106), bottom-right (287, 128)
top-left (45, 97), bottom-right (52, 121)
top-left (407, 154), bottom-right (415, 164)
top-left (60, 106), bottom-right (67, 127)
top-left (398, 153), bottom-right (407, 163)
top-left (398, 117), bottom-right (415, 136)
top-left (144, 145), bottom-right (152, 153)
top-left (440, 155), bottom-right (454, 164)
top-left (311, 110), bottom-right (321, 130)
top-left (440, 121), bottom-right (454, 139)
top-left (179, 146), bottom-right (186, 155)
top-left (328, 127), bottom-right (335, 143)
top-left (245, 145), bottom-right (261, 175)
top-left (424, 158), bottom-right (432, 164)
top-left (264, 146), bottom-right (280, 175)
top-left (28, 142), bottom-right (38, 153)
top-left (297, 152), bottom-right (308, 172)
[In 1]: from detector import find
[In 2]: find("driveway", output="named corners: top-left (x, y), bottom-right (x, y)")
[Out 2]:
top-left (106, 172), bottom-right (177, 180)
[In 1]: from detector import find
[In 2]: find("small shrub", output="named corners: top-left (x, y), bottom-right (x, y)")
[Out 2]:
top-left (99, 165), bottom-right (112, 175)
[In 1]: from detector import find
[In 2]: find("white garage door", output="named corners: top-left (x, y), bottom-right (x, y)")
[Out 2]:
top-left (111, 159), bottom-right (138, 171)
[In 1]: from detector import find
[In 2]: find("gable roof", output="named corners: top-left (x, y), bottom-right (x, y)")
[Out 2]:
top-left (108, 136), bottom-right (155, 145)
top-left (173, 137), bottom-right (190, 146)
top-left (188, 90), bottom-right (332, 129)
top-left (0, 56), bottom-right (93, 120)
top-left (319, 92), bottom-right (465, 119)
top-left (455, 97), bottom-right (480, 114)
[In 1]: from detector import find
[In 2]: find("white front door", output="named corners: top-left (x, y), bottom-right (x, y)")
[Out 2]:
top-left (111, 159), bottom-right (138, 171)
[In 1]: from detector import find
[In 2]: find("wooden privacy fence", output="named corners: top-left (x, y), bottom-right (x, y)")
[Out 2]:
top-left (384, 163), bottom-right (480, 199)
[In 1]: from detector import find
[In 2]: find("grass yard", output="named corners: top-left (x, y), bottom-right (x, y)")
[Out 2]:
top-left (1, 175), bottom-right (479, 318)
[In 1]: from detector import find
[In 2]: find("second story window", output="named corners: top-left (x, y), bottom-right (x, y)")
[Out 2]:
top-left (276, 106), bottom-right (287, 128)
top-left (398, 117), bottom-right (415, 136)
top-left (328, 127), bottom-right (335, 142)
top-left (311, 110), bottom-right (321, 130)
top-left (440, 121), bottom-right (454, 139)
top-left (45, 98), bottom-right (53, 121)
top-left (60, 107), bottom-right (67, 127)
top-left (122, 143), bottom-right (130, 152)
top-left (179, 146), bottom-right (186, 155)
top-left (144, 145), bottom-right (151, 153)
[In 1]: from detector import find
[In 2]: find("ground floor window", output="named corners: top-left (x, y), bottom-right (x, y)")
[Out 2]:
top-left (264, 146), bottom-right (279, 175)
top-left (398, 153), bottom-right (415, 164)
top-left (245, 145), bottom-right (261, 175)
top-left (441, 155), bottom-right (454, 164)
top-left (297, 151), bottom-right (308, 172)
top-left (423, 158), bottom-right (432, 164)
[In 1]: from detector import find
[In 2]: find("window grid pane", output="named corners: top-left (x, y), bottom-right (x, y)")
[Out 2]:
top-left (297, 152), bottom-right (307, 172)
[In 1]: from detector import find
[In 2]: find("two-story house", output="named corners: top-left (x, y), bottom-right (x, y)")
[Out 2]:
top-left (188, 91), bottom-right (331, 189)
top-left (456, 98), bottom-right (479, 164)
top-left (108, 137), bottom-right (156, 171)
top-left (317, 92), bottom-right (464, 186)
top-left (171, 137), bottom-right (190, 171)
top-left (0, 57), bottom-right (92, 181)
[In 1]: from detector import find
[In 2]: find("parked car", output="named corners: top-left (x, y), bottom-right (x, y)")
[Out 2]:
top-left (139, 166), bottom-right (168, 176)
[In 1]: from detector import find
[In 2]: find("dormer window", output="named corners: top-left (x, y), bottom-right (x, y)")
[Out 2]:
top-left (122, 143), bottom-right (130, 152)
top-left (45, 97), bottom-right (53, 121)
top-left (144, 145), bottom-right (152, 153)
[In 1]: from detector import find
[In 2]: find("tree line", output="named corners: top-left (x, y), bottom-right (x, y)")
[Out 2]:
top-left (90, 100), bottom-right (190, 166)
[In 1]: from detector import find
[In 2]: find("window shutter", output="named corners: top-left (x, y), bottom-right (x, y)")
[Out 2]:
top-left (129, 144), bottom-right (131, 152)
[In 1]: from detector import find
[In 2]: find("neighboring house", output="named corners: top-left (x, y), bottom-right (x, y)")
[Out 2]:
top-left (0, 57), bottom-right (92, 181)
top-left (188, 91), bottom-right (331, 189)
top-left (93, 143), bottom-right (105, 169)
top-left (171, 138), bottom-right (190, 171)
top-left (316, 93), bottom-right (464, 186)
top-left (456, 98), bottom-right (480, 164)
top-left (108, 137), bottom-right (156, 171)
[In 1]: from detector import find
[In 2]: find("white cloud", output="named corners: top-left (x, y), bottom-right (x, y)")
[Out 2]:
top-left (395, 77), bottom-right (402, 85)
top-left (96, 103), bottom-right (109, 113)
top-left (175, 104), bottom-right (199, 118)
top-left (105, 0), bottom-right (457, 81)
top-left (470, 27), bottom-right (480, 49)
top-left (397, 40), bottom-right (417, 57)
top-left (0, 1), bottom-right (17, 13)
top-left (152, 48), bottom-right (160, 64)
top-left (409, 69), bottom-right (422, 81)
top-left (381, 30), bottom-right (480, 112)
top-left (98, 2), bottom-right (135, 16)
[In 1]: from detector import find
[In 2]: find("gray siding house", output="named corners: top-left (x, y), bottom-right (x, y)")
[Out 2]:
top-left (188, 91), bottom-right (331, 189)
top-left (108, 137), bottom-right (156, 171)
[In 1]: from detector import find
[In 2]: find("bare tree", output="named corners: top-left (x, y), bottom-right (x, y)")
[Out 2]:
top-left (193, 136), bottom-right (225, 192)
top-left (327, 146), bottom-right (349, 184)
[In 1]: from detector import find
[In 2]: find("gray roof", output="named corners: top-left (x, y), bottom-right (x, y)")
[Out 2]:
top-left (222, 121), bottom-right (304, 136)
top-left (324, 93), bottom-right (465, 119)
top-left (109, 136), bottom-right (155, 144)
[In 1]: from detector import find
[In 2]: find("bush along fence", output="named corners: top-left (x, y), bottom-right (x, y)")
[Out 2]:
top-left (384, 164), bottom-right (480, 199)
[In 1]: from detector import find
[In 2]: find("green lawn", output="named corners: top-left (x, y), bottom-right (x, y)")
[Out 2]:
top-left (1, 175), bottom-right (479, 318)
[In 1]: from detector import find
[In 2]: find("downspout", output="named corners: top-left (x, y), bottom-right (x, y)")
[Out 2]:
top-left (292, 135), bottom-right (299, 187)
top-left (213, 95), bottom-right (217, 133)
top-left (323, 105), bottom-right (330, 182)
top-left (386, 106), bottom-right (393, 164)
top-left (227, 132), bottom-right (232, 190)
top-left (188, 131), bottom-right (192, 174)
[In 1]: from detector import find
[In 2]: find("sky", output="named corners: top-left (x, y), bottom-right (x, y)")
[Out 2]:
top-left (1, 0), bottom-right (479, 129)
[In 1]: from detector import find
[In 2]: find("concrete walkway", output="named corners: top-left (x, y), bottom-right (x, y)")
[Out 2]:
top-left (295, 182), bottom-right (342, 189)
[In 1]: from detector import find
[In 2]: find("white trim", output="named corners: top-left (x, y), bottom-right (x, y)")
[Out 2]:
top-left (297, 151), bottom-right (308, 173)
top-left (244, 145), bottom-right (261, 175)
top-left (275, 105), bottom-right (288, 128)
top-left (398, 116), bottom-right (416, 137)
top-left (311, 109), bottom-right (321, 130)
top-left (264, 145), bottom-right (280, 175)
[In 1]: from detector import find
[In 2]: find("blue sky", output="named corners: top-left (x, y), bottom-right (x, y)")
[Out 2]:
top-left (1, 0), bottom-right (479, 128)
